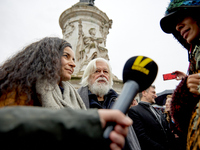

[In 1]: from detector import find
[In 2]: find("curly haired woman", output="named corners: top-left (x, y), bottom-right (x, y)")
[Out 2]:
top-left (0, 37), bottom-right (86, 110)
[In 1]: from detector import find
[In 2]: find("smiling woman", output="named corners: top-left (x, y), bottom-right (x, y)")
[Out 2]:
top-left (0, 37), bottom-right (86, 110)
top-left (175, 16), bottom-right (200, 44)
top-left (160, 0), bottom-right (200, 149)
top-left (60, 47), bottom-right (76, 81)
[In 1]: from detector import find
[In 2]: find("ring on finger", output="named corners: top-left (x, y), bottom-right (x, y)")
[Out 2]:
top-left (197, 85), bottom-right (200, 93)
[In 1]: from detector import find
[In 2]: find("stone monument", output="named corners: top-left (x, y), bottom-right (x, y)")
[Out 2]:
top-left (59, 0), bottom-right (123, 93)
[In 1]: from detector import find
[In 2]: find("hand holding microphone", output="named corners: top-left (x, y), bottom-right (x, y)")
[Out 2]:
top-left (103, 56), bottom-right (158, 139)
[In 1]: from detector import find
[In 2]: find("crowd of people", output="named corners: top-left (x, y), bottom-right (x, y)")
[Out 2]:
top-left (1, 0), bottom-right (200, 149)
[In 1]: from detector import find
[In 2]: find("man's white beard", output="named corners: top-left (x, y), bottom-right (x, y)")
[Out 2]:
top-left (89, 77), bottom-right (110, 97)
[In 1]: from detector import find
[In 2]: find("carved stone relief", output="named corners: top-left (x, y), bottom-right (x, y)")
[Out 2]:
top-left (100, 20), bottom-right (112, 46)
top-left (75, 19), bottom-right (109, 73)
top-left (62, 22), bottom-right (75, 39)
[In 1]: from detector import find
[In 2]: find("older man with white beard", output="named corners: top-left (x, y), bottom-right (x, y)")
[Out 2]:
top-left (78, 58), bottom-right (141, 150)
top-left (78, 58), bottom-right (117, 109)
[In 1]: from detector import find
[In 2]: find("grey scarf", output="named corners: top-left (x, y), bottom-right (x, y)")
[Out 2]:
top-left (36, 80), bottom-right (87, 110)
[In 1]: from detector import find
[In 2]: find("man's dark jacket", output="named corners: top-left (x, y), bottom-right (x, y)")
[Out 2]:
top-left (128, 102), bottom-right (175, 150)
top-left (78, 86), bottom-right (141, 150)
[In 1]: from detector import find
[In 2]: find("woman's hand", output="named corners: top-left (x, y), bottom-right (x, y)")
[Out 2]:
top-left (173, 70), bottom-right (186, 80)
top-left (187, 73), bottom-right (200, 95)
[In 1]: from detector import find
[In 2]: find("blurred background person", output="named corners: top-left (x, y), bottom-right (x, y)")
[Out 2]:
top-left (130, 99), bottom-right (138, 108)
top-left (128, 85), bottom-right (175, 150)
top-left (164, 94), bottom-right (184, 150)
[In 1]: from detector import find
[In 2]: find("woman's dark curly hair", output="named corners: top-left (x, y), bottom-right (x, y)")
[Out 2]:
top-left (0, 37), bottom-right (72, 104)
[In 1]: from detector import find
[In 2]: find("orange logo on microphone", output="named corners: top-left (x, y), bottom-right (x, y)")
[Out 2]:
top-left (131, 56), bottom-right (152, 75)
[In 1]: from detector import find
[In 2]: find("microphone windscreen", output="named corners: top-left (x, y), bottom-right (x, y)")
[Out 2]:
top-left (123, 56), bottom-right (158, 92)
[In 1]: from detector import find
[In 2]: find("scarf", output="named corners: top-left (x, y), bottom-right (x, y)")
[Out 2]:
top-left (36, 80), bottom-right (87, 110)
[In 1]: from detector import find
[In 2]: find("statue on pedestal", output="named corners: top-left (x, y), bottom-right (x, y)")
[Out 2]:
top-left (76, 19), bottom-right (109, 73)
top-left (80, 0), bottom-right (95, 6)
top-left (59, 1), bottom-right (123, 93)
top-left (59, 2), bottom-right (112, 75)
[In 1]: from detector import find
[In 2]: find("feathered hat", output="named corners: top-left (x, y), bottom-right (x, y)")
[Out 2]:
top-left (160, 0), bottom-right (200, 50)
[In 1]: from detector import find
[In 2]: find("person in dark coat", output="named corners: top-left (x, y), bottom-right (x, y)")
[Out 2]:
top-left (128, 85), bottom-right (175, 150)
top-left (0, 106), bottom-right (132, 150)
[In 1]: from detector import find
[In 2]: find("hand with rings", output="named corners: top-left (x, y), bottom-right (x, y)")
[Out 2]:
top-left (187, 73), bottom-right (200, 95)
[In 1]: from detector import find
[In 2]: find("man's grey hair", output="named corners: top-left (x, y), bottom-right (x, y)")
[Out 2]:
top-left (138, 85), bottom-right (155, 99)
top-left (80, 58), bottom-right (113, 87)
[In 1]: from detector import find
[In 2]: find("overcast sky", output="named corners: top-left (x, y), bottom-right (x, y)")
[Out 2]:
top-left (0, 0), bottom-right (189, 93)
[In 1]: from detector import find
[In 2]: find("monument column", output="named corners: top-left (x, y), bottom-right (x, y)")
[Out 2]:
top-left (59, 0), bottom-right (123, 93)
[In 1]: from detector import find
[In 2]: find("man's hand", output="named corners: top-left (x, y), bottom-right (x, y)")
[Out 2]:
top-left (98, 109), bottom-right (133, 150)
